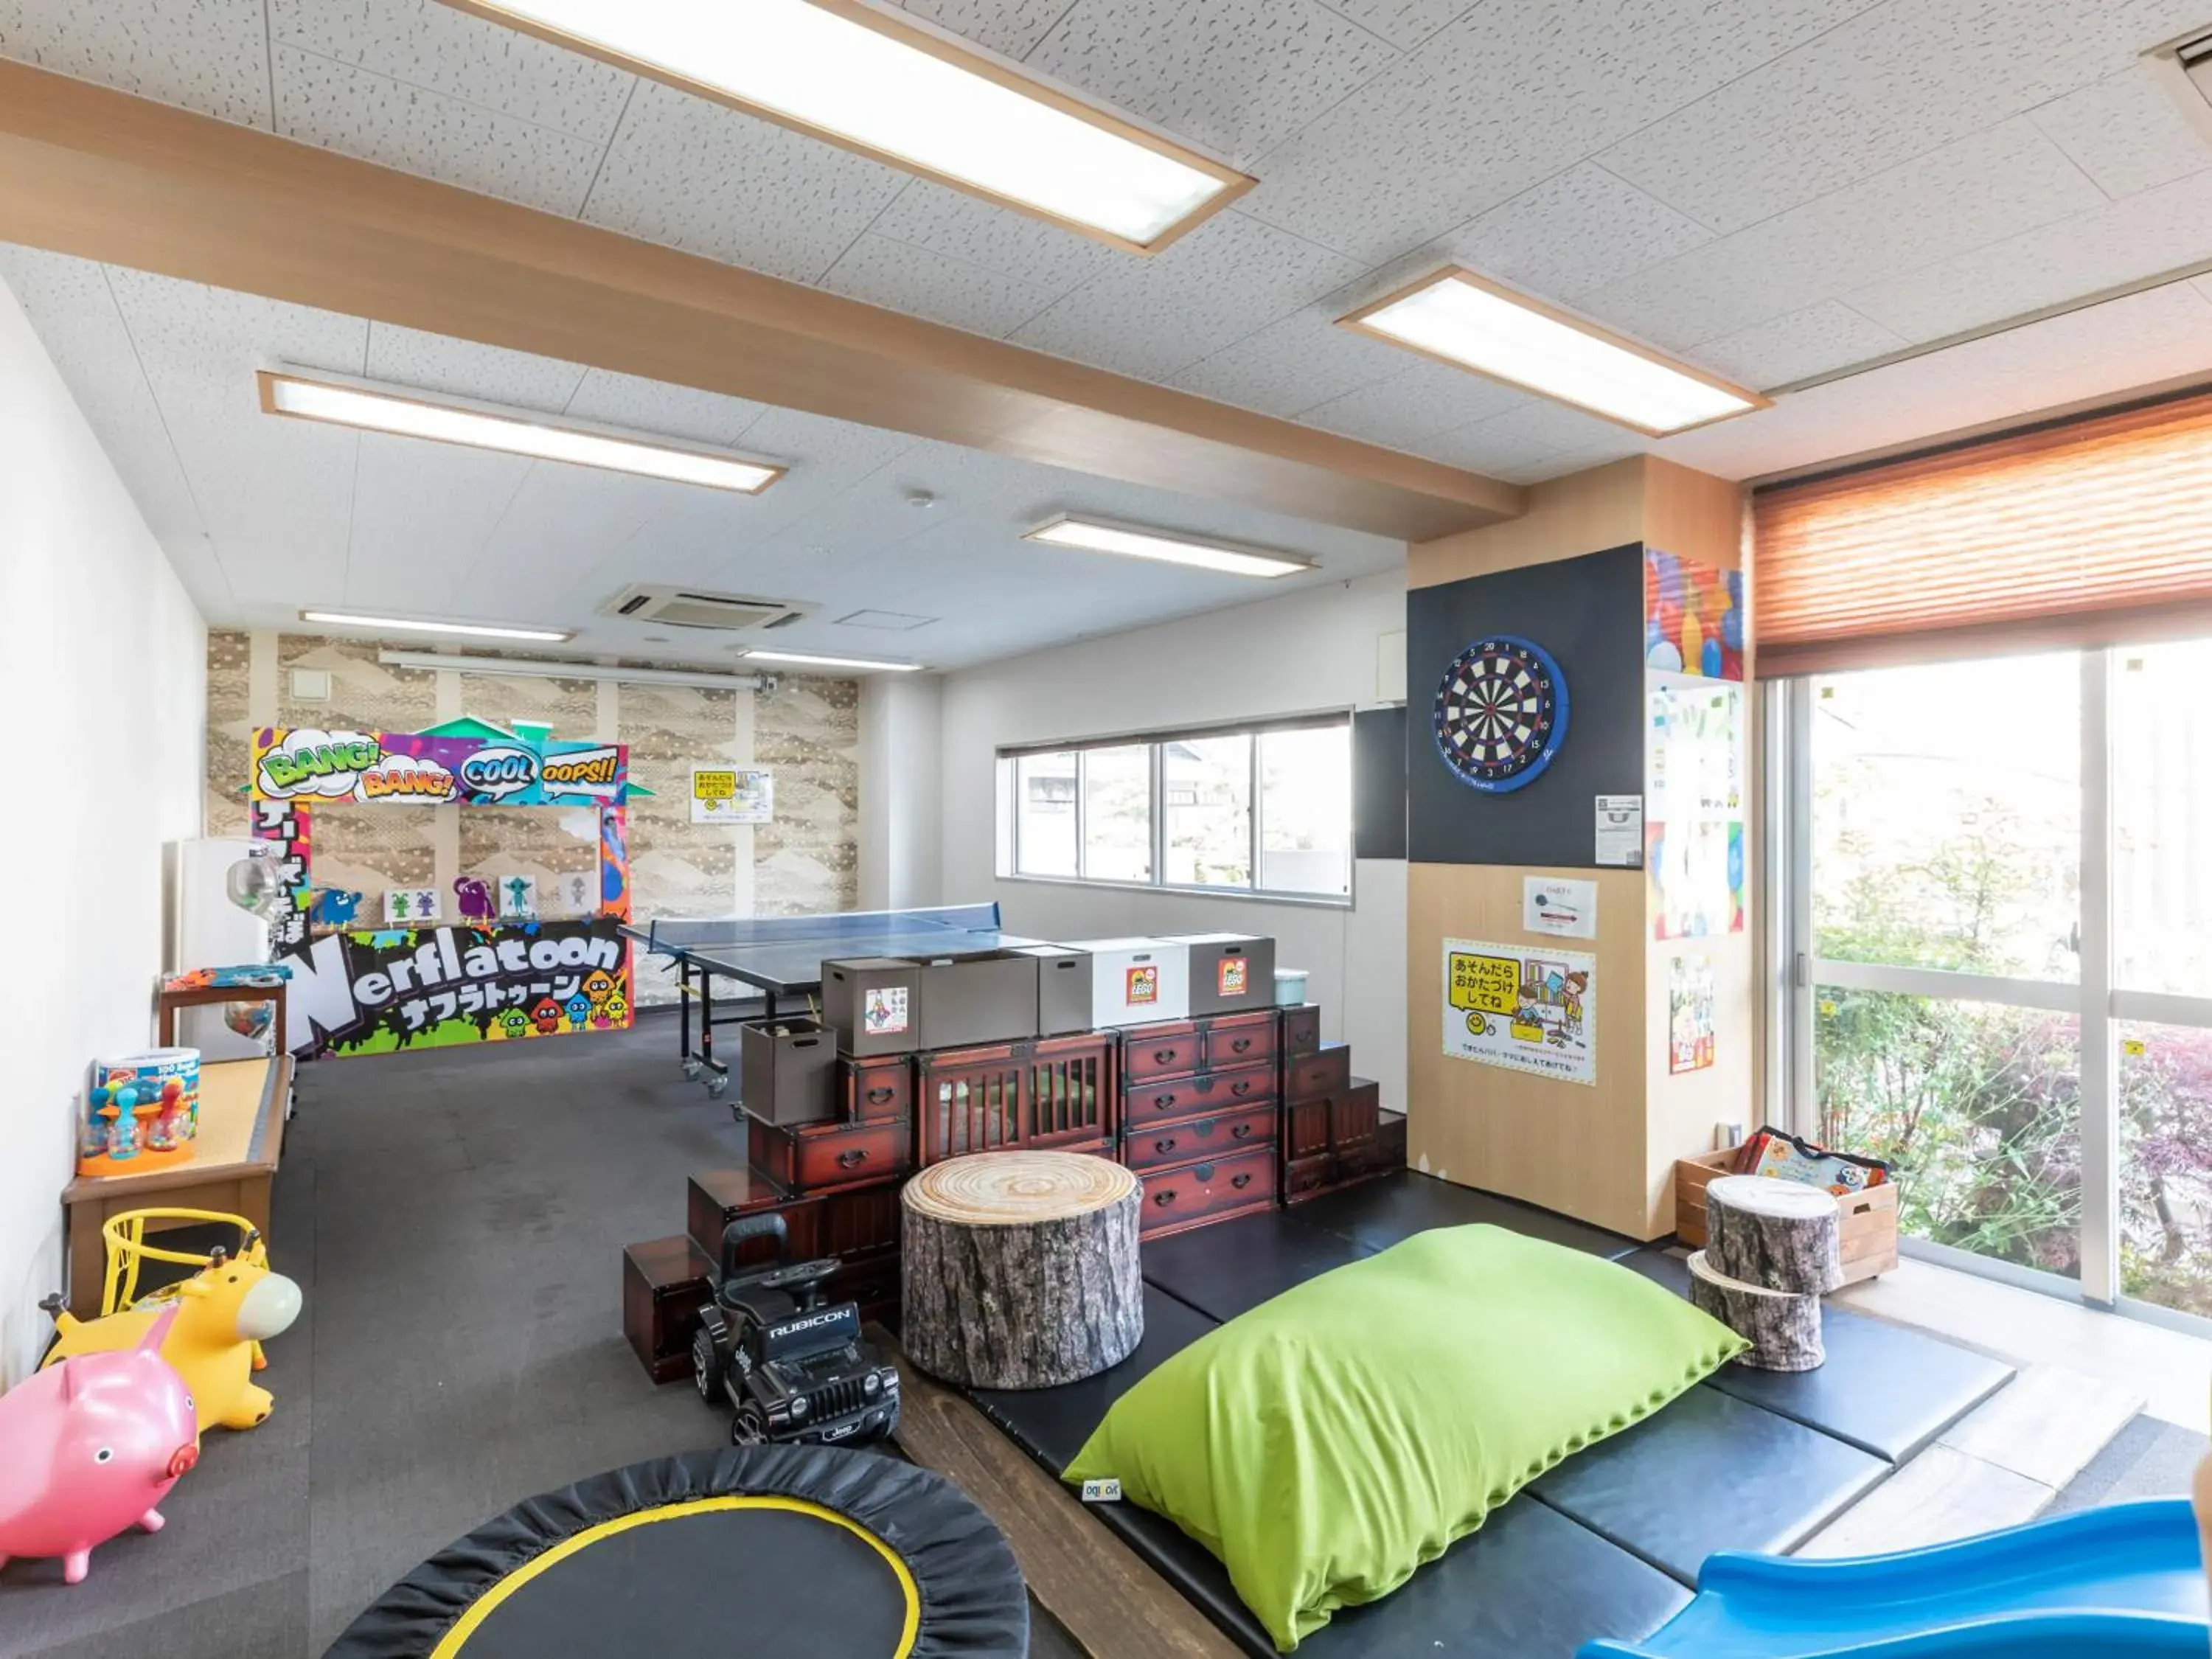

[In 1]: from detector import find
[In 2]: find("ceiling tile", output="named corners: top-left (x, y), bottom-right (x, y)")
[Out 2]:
top-left (341, 431), bottom-right (534, 606)
top-left (364, 323), bottom-right (587, 410)
top-left (581, 81), bottom-right (908, 284)
top-left (1009, 209), bottom-right (1363, 380)
top-left (1025, 0), bottom-right (1401, 166)
top-left (1408, 412), bottom-right (1575, 478)
top-left (1659, 280), bottom-right (2212, 482)
top-left (1315, 0), bottom-right (1478, 52)
top-left (1598, 0), bottom-right (2157, 234)
top-left (865, 178), bottom-right (1121, 293)
top-left (561, 369), bottom-right (766, 448)
top-left (1421, 397), bottom-right (1632, 465)
top-left (1299, 360), bottom-right (1530, 448)
top-left (0, 0), bottom-right (271, 127)
top-left (103, 267), bottom-right (369, 599)
top-left (0, 246), bottom-right (210, 554)
top-left (1168, 307), bottom-right (1408, 417)
top-left (272, 44), bottom-right (604, 216)
top-left (1689, 299), bottom-right (1910, 389)
top-left (2030, 66), bottom-right (2212, 200)
top-left (895, 0), bottom-right (1071, 60)
top-left (266, 0), bottom-right (636, 143)
top-left (820, 232), bottom-right (1064, 337)
top-left (450, 465), bottom-right (674, 614)
top-left (1239, 0), bottom-right (1871, 264)
top-left (1422, 162), bottom-right (1714, 302)
top-left (1846, 165), bottom-right (2212, 343)
top-left (1581, 116), bottom-right (2110, 352)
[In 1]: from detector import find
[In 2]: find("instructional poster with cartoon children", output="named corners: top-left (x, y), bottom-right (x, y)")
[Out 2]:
top-left (1441, 938), bottom-right (1597, 1085)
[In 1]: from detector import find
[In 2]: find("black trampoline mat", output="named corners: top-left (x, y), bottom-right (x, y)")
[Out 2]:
top-left (453, 1503), bottom-right (914, 1659)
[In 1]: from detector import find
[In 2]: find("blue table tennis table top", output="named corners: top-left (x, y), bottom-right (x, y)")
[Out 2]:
top-left (625, 904), bottom-right (1032, 998)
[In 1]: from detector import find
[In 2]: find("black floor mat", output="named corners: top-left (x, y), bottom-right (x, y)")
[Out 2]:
top-left (1141, 1208), bottom-right (1374, 1324)
top-left (1528, 1383), bottom-right (1890, 1583)
top-left (1295, 1171), bottom-right (1644, 1259)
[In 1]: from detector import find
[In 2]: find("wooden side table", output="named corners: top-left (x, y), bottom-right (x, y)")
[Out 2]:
top-left (156, 978), bottom-right (289, 1048)
top-left (62, 1054), bottom-right (293, 1316)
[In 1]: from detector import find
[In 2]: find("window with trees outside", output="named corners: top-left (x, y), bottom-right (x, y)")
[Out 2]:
top-left (1772, 640), bottom-right (2212, 1326)
top-left (1000, 717), bottom-right (1352, 902)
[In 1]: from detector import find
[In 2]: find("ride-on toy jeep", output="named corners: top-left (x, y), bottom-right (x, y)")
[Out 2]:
top-left (692, 1214), bottom-right (900, 1448)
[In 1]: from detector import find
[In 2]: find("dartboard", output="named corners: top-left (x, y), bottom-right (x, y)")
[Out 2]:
top-left (1433, 634), bottom-right (1570, 793)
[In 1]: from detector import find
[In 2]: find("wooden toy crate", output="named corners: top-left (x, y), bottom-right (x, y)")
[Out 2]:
top-left (1674, 1149), bottom-right (1899, 1285)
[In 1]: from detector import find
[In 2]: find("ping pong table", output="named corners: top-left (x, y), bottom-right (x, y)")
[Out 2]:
top-left (625, 904), bottom-right (1027, 1096)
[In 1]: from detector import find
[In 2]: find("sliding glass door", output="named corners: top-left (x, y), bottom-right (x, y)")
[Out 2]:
top-left (1775, 639), bottom-right (2212, 1324)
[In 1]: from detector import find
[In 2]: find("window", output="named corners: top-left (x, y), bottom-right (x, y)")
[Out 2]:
top-left (1774, 641), bottom-right (2212, 1327)
top-left (1001, 715), bottom-right (1352, 901)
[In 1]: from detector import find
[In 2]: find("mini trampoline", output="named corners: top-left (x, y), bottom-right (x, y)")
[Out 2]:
top-left (325, 1447), bottom-right (1028, 1659)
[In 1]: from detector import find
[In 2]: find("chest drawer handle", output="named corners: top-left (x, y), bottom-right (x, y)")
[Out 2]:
top-left (1147, 1094), bottom-right (1178, 1113)
top-left (1231, 1123), bottom-right (1252, 1139)
top-left (837, 1150), bottom-right (869, 1169)
top-left (1229, 1080), bottom-right (1253, 1096)
top-left (1231, 1172), bottom-right (1253, 1190)
top-left (1152, 1138), bottom-right (1178, 1157)
top-left (1152, 1047), bottom-right (1180, 1065)
top-left (1229, 1037), bottom-right (1253, 1053)
top-left (866, 1086), bottom-right (895, 1105)
top-left (1152, 1189), bottom-right (1177, 1206)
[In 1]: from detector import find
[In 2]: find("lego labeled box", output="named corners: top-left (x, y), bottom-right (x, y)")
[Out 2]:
top-left (1016, 945), bottom-right (1095, 1036)
top-left (822, 957), bottom-right (923, 1057)
top-left (1065, 939), bottom-right (1189, 1026)
top-left (1166, 933), bottom-right (1276, 1016)
top-left (917, 950), bottom-right (1041, 1049)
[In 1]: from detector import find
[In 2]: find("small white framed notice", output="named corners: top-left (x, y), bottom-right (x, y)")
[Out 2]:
top-left (1523, 877), bottom-right (1597, 939)
top-left (1595, 795), bottom-right (1643, 867)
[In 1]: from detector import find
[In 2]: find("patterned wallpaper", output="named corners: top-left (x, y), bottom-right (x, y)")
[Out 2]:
top-left (206, 631), bottom-right (860, 1004)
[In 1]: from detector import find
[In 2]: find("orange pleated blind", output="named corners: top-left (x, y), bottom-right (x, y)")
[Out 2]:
top-left (1753, 389), bottom-right (2212, 675)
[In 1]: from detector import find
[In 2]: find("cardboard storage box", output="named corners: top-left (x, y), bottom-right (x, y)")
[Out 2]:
top-left (823, 957), bottom-right (923, 1057)
top-left (1017, 945), bottom-right (1095, 1036)
top-left (739, 1017), bottom-right (839, 1126)
top-left (1065, 939), bottom-right (1190, 1026)
top-left (1167, 933), bottom-right (1276, 1016)
top-left (917, 951), bottom-right (1040, 1049)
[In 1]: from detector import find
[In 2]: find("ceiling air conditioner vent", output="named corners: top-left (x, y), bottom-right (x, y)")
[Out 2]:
top-left (2149, 28), bottom-right (2212, 140)
top-left (598, 585), bottom-right (806, 632)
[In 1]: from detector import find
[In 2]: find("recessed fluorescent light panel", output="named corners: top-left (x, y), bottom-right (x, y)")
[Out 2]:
top-left (744, 650), bottom-right (924, 672)
top-left (1024, 517), bottom-right (1316, 580)
top-left (301, 610), bottom-right (574, 642)
top-left (259, 369), bottom-right (785, 493)
top-left (1339, 268), bottom-right (1768, 437)
top-left (439, 0), bottom-right (1251, 252)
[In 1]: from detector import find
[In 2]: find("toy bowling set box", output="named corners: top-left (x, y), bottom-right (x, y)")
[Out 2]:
top-left (1166, 933), bottom-right (1277, 1017)
top-left (1065, 939), bottom-right (1191, 1027)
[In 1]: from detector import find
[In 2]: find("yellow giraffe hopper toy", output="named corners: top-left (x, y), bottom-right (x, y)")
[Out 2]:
top-left (43, 1211), bottom-right (302, 1433)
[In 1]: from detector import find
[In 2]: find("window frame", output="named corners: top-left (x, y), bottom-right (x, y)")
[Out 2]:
top-left (1767, 647), bottom-right (2212, 1336)
top-left (999, 711), bottom-right (1356, 907)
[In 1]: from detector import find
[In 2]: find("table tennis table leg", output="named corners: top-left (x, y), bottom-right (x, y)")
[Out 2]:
top-left (678, 958), bottom-right (702, 1080)
top-left (698, 969), bottom-right (731, 1098)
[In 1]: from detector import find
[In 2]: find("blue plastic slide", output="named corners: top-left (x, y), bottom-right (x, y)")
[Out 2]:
top-left (1579, 1499), bottom-right (2209, 1658)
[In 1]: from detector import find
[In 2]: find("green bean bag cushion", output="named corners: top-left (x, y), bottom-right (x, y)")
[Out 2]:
top-left (1064, 1224), bottom-right (1747, 1651)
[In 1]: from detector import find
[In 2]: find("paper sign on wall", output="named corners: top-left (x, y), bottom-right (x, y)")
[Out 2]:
top-left (1668, 953), bottom-right (1717, 1075)
top-left (1441, 938), bottom-right (1596, 1085)
top-left (1595, 796), bottom-right (1643, 866)
top-left (692, 765), bottom-right (774, 824)
top-left (1523, 877), bottom-right (1597, 939)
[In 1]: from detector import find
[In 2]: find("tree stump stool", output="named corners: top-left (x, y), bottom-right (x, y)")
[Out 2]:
top-left (1688, 1252), bottom-right (1826, 1371)
top-left (1705, 1175), bottom-right (1842, 1293)
top-left (902, 1151), bottom-right (1144, 1390)
top-left (1690, 1175), bottom-right (1843, 1371)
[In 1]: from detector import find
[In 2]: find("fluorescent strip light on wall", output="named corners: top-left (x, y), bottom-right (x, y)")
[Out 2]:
top-left (439, 0), bottom-right (1252, 253)
top-left (1339, 268), bottom-right (1769, 437)
top-left (743, 650), bottom-right (924, 672)
top-left (304, 609), bottom-right (573, 642)
top-left (260, 370), bottom-right (786, 493)
top-left (378, 650), bottom-right (767, 689)
top-left (1024, 516), bottom-right (1317, 579)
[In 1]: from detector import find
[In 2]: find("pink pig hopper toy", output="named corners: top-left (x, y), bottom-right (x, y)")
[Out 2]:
top-left (0, 1304), bottom-right (199, 1584)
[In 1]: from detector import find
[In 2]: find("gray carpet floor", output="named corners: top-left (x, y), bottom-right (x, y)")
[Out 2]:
top-left (2049, 1412), bottom-right (2211, 1514)
top-left (1, 1020), bottom-right (1079, 1658)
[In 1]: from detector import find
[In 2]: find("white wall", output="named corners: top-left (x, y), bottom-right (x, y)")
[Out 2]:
top-left (857, 673), bottom-right (945, 912)
top-left (0, 276), bottom-right (206, 1385)
top-left (938, 571), bottom-right (1408, 1110)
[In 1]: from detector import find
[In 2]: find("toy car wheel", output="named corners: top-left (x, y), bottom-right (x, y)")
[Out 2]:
top-left (692, 1311), bottom-right (731, 1406)
top-left (731, 1402), bottom-right (770, 1446)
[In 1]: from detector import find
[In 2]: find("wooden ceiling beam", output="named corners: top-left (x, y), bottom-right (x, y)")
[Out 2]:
top-left (0, 61), bottom-right (1523, 542)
